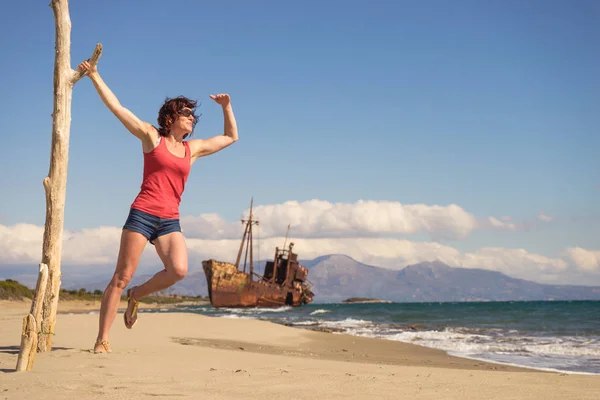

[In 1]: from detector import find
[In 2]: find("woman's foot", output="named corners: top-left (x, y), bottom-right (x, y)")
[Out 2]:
top-left (124, 287), bottom-right (140, 329)
top-left (94, 340), bottom-right (111, 353)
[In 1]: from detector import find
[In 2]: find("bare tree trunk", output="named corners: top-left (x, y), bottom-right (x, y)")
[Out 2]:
top-left (16, 0), bottom-right (102, 370)
top-left (15, 264), bottom-right (48, 371)
top-left (31, 264), bottom-right (50, 327)
top-left (15, 315), bottom-right (38, 372)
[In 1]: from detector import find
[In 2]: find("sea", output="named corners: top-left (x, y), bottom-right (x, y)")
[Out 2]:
top-left (148, 300), bottom-right (600, 375)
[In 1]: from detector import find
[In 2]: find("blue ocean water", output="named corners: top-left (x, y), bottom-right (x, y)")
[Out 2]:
top-left (150, 300), bottom-right (600, 374)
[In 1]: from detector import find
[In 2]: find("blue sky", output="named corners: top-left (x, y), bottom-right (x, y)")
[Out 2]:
top-left (0, 0), bottom-right (598, 285)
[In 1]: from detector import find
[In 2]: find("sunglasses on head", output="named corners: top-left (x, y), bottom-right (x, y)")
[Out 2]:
top-left (179, 108), bottom-right (194, 118)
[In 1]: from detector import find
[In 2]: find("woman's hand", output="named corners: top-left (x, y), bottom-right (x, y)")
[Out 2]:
top-left (77, 60), bottom-right (98, 77)
top-left (210, 93), bottom-right (231, 107)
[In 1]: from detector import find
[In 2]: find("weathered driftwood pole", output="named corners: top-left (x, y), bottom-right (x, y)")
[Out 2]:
top-left (16, 0), bottom-right (102, 371)
top-left (15, 264), bottom-right (48, 371)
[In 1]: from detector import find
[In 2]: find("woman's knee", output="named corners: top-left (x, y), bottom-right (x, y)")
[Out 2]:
top-left (110, 272), bottom-right (133, 290)
top-left (169, 264), bottom-right (188, 281)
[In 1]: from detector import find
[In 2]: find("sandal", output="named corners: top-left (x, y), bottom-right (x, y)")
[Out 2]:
top-left (124, 288), bottom-right (140, 329)
top-left (94, 340), bottom-right (111, 353)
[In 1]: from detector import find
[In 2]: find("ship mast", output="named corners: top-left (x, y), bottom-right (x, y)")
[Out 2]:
top-left (235, 198), bottom-right (259, 278)
top-left (282, 223), bottom-right (291, 250)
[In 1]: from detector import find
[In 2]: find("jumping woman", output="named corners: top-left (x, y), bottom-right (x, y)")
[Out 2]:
top-left (77, 60), bottom-right (239, 354)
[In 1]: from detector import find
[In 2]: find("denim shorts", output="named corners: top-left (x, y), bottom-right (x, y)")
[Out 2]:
top-left (122, 208), bottom-right (182, 244)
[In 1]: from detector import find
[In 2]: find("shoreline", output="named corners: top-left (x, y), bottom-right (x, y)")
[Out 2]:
top-left (0, 297), bottom-right (209, 315)
top-left (10, 299), bottom-right (596, 376)
top-left (168, 310), bottom-right (600, 377)
top-left (2, 302), bottom-right (531, 374)
top-left (12, 298), bottom-right (595, 376)
top-left (138, 303), bottom-right (600, 377)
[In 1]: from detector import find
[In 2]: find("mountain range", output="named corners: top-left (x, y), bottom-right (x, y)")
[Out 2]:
top-left (298, 255), bottom-right (600, 302)
top-left (3, 255), bottom-right (600, 303)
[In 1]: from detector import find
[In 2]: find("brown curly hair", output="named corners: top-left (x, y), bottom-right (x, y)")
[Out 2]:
top-left (156, 96), bottom-right (200, 138)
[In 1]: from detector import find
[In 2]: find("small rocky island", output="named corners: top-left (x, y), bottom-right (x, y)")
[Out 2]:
top-left (341, 297), bottom-right (391, 304)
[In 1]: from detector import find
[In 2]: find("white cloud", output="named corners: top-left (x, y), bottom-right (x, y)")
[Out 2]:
top-left (62, 226), bottom-right (124, 264)
top-left (184, 200), bottom-right (528, 241)
top-left (249, 200), bottom-right (480, 241)
top-left (0, 224), bottom-right (43, 264)
top-left (1, 221), bottom-right (598, 286)
top-left (538, 212), bottom-right (554, 223)
top-left (485, 216), bottom-right (517, 231)
top-left (180, 213), bottom-right (241, 240)
top-left (564, 248), bottom-right (600, 272)
top-left (0, 224), bottom-right (157, 266)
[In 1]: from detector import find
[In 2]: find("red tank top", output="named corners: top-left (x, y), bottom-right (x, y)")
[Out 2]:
top-left (131, 137), bottom-right (191, 219)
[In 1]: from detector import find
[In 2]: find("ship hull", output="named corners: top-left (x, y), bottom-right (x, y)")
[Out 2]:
top-left (202, 259), bottom-right (313, 308)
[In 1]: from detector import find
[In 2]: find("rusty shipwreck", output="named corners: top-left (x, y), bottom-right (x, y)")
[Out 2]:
top-left (202, 200), bottom-right (314, 308)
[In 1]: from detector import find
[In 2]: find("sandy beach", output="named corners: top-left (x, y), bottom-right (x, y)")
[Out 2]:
top-left (1, 300), bottom-right (599, 399)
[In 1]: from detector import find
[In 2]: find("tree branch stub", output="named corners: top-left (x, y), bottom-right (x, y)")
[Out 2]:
top-left (72, 44), bottom-right (102, 84)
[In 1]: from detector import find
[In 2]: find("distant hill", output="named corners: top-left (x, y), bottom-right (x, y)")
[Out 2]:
top-left (301, 255), bottom-right (600, 303)
top-left (3, 255), bottom-right (600, 303)
top-left (0, 279), bottom-right (33, 300)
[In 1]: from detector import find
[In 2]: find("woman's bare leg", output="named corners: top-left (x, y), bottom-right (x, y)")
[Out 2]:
top-left (94, 229), bottom-right (148, 352)
top-left (129, 231), bottom-right (188, 299)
